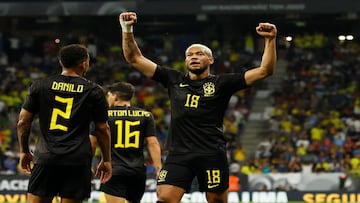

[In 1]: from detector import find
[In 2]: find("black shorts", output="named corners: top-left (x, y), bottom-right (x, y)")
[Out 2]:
top-left (157, 152), bottom-right (229, 193)
top-left (100, 173), bottom-right (146, 202)
top-left (28, 164), bottom-right (92, 200)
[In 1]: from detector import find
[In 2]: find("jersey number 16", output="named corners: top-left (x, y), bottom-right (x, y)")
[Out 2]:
top-left (114, 120), bottom-right (140, 149)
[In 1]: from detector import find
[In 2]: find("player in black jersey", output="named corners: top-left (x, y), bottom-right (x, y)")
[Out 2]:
top-left (17, 44), bottom-right (112, 203)
top-left (90, 81), bottom-right (162, 203)
top-left (119, 12), bottom-right (277, 203)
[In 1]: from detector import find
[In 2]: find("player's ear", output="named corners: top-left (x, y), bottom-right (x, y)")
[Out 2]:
top-left (80, 60), bottom-right (88, 71)
top-left (116, 94), bottom-right (123, 102)
top-left (209, 57), bottom-right (214, 65)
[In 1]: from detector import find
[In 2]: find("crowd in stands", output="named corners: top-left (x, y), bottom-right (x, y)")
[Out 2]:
top-left (1, 30), bottom-right (360, 181)
top-left (238, 34), bottom-right (360, 177)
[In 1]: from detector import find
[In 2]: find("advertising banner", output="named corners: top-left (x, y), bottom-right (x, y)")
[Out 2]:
top-left (2, 174), bottom-right (360, 203)
top-left (248, 172), bottom-right (353, 191)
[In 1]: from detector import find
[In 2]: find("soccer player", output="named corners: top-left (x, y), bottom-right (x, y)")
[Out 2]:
top-left (90, 81), bottom-right (162, 203)
top-left (119, 12), bottom-right (277, 203)
top-left (17, 44), bottom-right (112, 203)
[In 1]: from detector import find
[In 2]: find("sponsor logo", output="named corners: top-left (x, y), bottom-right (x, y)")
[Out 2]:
top-left (207, 184), bottom-right (219, 189)
top-left (0, 179), bottom-right (28, 191)
top-left (179, 83), bottom-right (189, 87)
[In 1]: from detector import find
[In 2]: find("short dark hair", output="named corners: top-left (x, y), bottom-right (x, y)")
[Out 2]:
top-left (59, 44), bottom-right (89, 68)
top-left (107, 82), bottom-right (135, 101)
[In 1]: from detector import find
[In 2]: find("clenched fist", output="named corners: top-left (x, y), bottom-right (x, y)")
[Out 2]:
top-left (119, 12), bottom-right (137, 33)
top-left (256, 23), bottom-right (277, 39)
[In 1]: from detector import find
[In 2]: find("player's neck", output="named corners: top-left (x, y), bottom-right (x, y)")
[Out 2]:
top-left (188, 72), bottom-right (210, 80)
top-left (61, 69), bottom-right (83, 77)
top-left (115, 101), bottom-right (131, 107)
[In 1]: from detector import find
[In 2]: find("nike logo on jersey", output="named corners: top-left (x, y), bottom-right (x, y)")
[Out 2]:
top-left (208, 184), bottom-right (219, 189)
top-left (179, 83), bottom-right (189, 87)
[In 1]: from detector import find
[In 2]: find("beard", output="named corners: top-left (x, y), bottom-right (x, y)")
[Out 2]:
top-left (188, 66), bottom-right (207, 75)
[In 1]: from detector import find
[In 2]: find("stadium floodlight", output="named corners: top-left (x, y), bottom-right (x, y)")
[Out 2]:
top-left (346, 35), bottom-right (354, 40)
top-left (285, 36), bottom-right (293, 42)
top-left (338, 35), bottom-right (346, 41)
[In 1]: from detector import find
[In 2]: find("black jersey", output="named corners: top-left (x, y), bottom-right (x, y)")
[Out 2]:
top-left (107, 106), bottom-right (156, 175)
top-left (152, 66), bottom-right (249, 154)
top-left (22, 75), bottom-right (108, 165)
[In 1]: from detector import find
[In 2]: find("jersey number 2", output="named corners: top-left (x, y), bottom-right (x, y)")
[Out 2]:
top-left (50, 96), bottom-right (74, 132)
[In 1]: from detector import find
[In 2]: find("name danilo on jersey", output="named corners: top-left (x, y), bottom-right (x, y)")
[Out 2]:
top-left (51, 81), bottom-right (84, 93)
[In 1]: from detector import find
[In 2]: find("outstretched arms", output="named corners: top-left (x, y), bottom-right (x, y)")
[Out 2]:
top-left (120, 12), bottom-right (277, 84)
top-left (120, 12), bottom-right (157, 78)
top-left (244, 23), bottom-right (277, 85)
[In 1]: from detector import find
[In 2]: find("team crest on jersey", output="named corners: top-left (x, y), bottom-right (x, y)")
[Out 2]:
top-left (157, 170), bottom-right (168, 182)
top-left (203, 82), bottom-right (215, 97)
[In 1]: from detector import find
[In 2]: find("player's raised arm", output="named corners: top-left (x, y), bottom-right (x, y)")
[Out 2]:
top-left (120, 12), bottom-right (157, 78)
top-left (244, 22), bottom-right (277, 85)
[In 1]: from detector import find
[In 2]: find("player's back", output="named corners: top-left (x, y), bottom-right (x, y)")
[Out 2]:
top-left (107, 105), bottom-right (156, 174)
top-left (26, 75), bottom-right (107, 165)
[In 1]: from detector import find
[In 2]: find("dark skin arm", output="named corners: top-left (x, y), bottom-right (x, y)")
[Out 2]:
top-left (90, 134), bottom-right (98, 156)
top-left (17, 108), bottom-right (34, 174)
top-left (244, 23), bottom-right (277, 85)
top-left (120, 12), bottom-right (157, 78)
top-left (93, 121), bottom-right (112, 183)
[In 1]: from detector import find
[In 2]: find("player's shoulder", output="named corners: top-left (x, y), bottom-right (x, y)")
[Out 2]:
top-left (158, 65), bottom-right (184, 77)
top-left (215, 72), bottom-right (246, 82)
top-left (75, 77), bottom-right (104, 91)
top-left (132, 106), bottom-right (154, 119)
top-left (132, 106), bottom-right (152, 114)
top-left (29, 76), bottom-right (52, 89)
